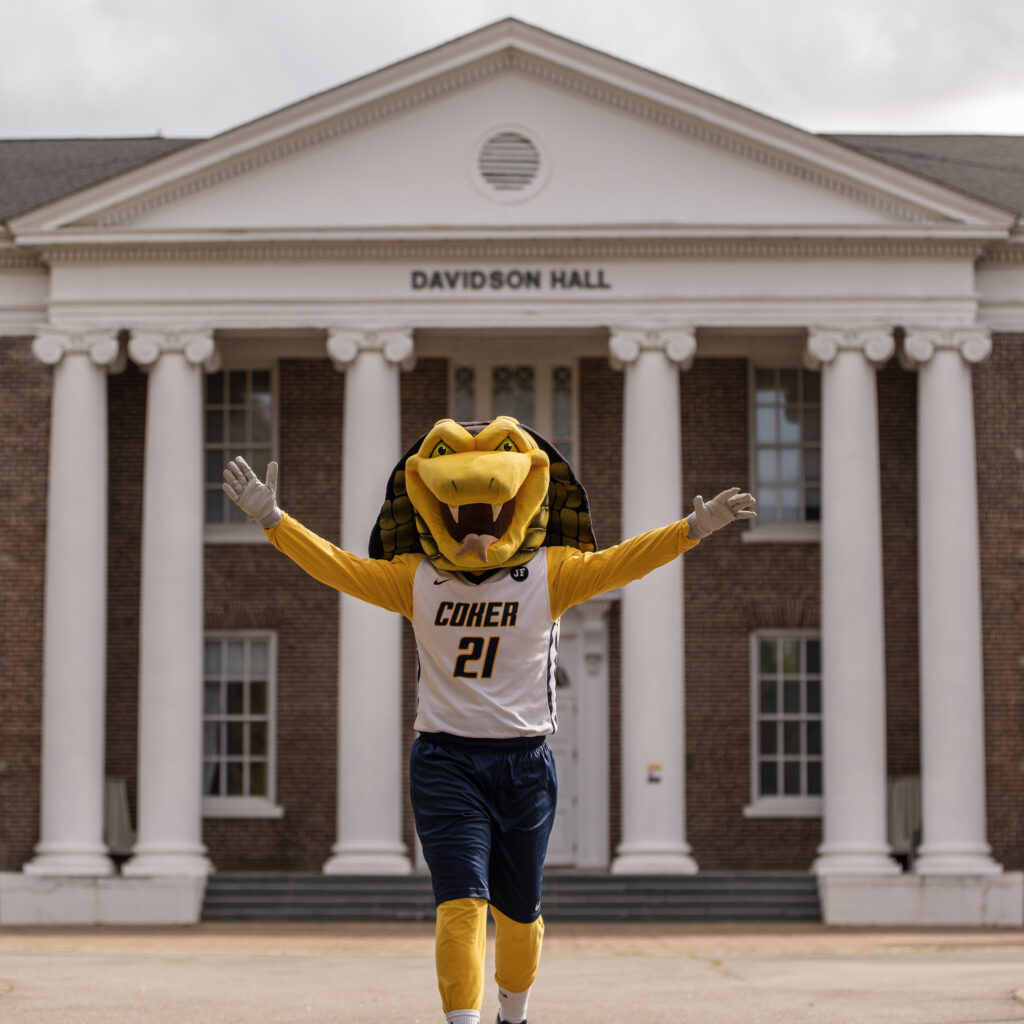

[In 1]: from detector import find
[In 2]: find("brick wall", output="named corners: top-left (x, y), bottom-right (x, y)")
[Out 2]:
top-left (0, 338), bottom-right (49, 870)
top-left (975, 334), bottom-right (1024, 871)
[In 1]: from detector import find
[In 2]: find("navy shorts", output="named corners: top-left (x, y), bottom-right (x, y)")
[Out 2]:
top-left (410, 733), bottom-right (557, 923)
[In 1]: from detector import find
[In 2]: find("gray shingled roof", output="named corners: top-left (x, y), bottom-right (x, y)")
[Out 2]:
top-left (1, 133), bottom-right (1022, 225)
top-left (829, 134), bottom-right (1024, 216)
top-left (0, 137), bottom-right (200, 223)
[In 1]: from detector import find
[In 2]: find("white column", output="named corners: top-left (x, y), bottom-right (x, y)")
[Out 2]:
top-left (24, 328), bottom-right (121, 876)
top-left (807, 327), bottom-right (900, 877)
top-left (324, 329), bottom-right (414, 874)
top-left (903, 327), bottom-right (1002, 876)
top-left (609, 328), bottom-right (698, 874)
top-left (122, 330), bottom-right (217, 878)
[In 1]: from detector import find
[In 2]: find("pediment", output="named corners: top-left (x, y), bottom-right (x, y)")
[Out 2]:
top-left (10, 20), bottom-right (1013, 242)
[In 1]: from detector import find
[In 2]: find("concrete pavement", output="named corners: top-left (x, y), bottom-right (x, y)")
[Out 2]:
top-left (0, 922), bottom-right (1022, 1023)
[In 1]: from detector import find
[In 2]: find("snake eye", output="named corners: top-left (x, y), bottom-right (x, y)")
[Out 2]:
top-left (429, 440), bottom-right (455, 458)
top-left (494, 436), bottom-right (519, 453)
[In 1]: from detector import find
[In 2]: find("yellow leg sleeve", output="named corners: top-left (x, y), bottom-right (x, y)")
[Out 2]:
top-left (491, 904), bottom-right (544, 994)
top-left (435, 897), bottom-right (488, 1014)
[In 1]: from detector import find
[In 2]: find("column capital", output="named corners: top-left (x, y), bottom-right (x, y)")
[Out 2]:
top-left (31, 326), bottom-right (121, 368)
top-left (902, 326), bottom-right (992, 367)
top-left (806, 326), bottom-right (894, 369)
top-left (608, 327), bottom-right (696, 370)
top-left (326, 327), bottom-right (415, 371)
top-left (127, 329), bottom-right (219, 370)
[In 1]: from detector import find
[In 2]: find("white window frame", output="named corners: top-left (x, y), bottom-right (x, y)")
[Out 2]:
top-left (448, 356), bottom-right (579, 461)
top-left (202, 630), bottom-right (283, 819)
top-left (742, 363), bottom-right (821, 545)
top-left (204, 360), bottom-right (280, 545)
top-left (743, 629), bottom-right (823, 819)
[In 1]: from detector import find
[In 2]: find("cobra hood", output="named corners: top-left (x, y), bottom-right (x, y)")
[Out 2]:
top-left (369, 416), bottom-right (595, 572)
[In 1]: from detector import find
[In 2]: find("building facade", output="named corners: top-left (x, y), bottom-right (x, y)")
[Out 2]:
top-left (1, 20), bottom-right (1022, 924)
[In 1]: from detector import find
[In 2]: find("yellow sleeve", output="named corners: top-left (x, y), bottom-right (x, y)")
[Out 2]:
top-left (264, 512), bottom-right (418, 620)
top-left (546, 519), bottom-right (699, 620)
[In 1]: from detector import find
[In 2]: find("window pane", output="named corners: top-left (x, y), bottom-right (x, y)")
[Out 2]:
top-left (250, 680), bottom-right (267, 716)
top-left (206, 372), bottom-right (224, 404)
top-left (205, 449), bottom-right (224, 486)
top-left (249, 761), bottom-right (268, 797)
top-left (783, 679), bottom-right (801, 714)
top-left (759, 761), bottom-right (778, 796)
top-left (492, 365), bottom-right (534, 424)
top-left (782, 639), bottom-right (801, 674)
top-left (226, 762), bottom-right (244, 796)
top-left (779, 407), bottom-right (801, 444)
top-left (759, 639), bottom-right (777, 674)
top-left (552, 366), bottom-right (573, 440)
top-left (227, 722), bottom-right (245, 756)
top-left (804, 448), bottom-right (821, 483)
top-left (806, 678), bottom-right (822, 714)
top-left (229, 370), bottom-right (247, 405)
top-left (227, 642), bottom-right (245, 677)
top-left (249, 642), bottom-right (267, 679)
top-left (203, 681), bottom-right (221, 716)
top-left (784, 721), bottom-right (802, 755)
top-left (760, 679), bottom-right (777, 715)
top-left (229, 409), bottom-right (247, 444)
top-left (802, 369), bottom-right (821, 403)
top-left (251, 403), bottom-right (271, 444)
top-left (784, 760), bottom-right (802, 795)
top-left (780, 448), bottom-right (801, 483)
top-left (204, 723), bottom-right (220, 757)
top-left (756, 406), bottom-right (777, 443)
top-left (226, 682), bottom-right (244, 715)
top-left (781, 488), bottom-right (801, 522)
top-left (807, 720), bottom-right (822, 756)
top-left (758, 488), bottom-right (778, 523)
top-left (803, 407), bottom-right (821, 442)
top-left (760, 720), bottom-right (778, 755)
top-left (807, 760), bottom-right (823, 795)
top-left (204, 642), bottom-right (222, 677)
top-left (757, 449), bottom-right (777, 484)
top-left (203, 762), bottom-right (220, 796)
top-left (251, 370), bottom-right (271, 397)
top-left (755, 369), bottom-right (777, 403)
top-left (806, 641), bottom-right (821, 675)
top-left (805, 487), bottom-right (821, 522)
top-left (250, 722), bottom-right (268, 757)
top-left (206, 409), bottom-right (224, 444)
top-left (780, 369), bottom-right (798, 405)
top-left (205, 489), bottom-right (224, 523)
top-left (453, 366), bottom-right (475, 422)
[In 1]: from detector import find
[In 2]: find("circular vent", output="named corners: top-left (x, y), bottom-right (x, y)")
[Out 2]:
top-left (477, 131), bottom-right (541, 192)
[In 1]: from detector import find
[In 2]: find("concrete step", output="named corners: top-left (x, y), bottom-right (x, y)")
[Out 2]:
top-left (202, 872), bottom-right (821, 923)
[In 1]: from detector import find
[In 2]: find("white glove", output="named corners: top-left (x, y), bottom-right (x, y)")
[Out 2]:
top-left (685, 486), bottom-right (756, 539)
top-left (222, 457), bottom-right (282, 529)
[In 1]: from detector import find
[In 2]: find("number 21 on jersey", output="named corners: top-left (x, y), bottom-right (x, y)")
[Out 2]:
top-left (453, 636), bottom-right (500, 679)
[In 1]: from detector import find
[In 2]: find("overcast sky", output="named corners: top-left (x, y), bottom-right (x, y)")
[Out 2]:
top-left (3, 0), bottom-right (1023, 139)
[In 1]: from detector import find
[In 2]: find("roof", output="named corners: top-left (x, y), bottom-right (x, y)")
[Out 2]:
top-left (1, 132), bottom-right (1022, 225)
top-left (0, 137), bottom-right (200, 223)
top-left (828, 134), bottom-right (1024, 217)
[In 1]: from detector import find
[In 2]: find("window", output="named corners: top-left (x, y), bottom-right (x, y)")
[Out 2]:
top-left (750, 367), bottom-right (821, 531)
top-left (204, 368), bottom-right (275, 529)
top-left (452, 361), bottom-right (576, 462)
top-left (203, 632), bottom-right (282, 818)
top-left (745, 632), bottom-right (823, 818)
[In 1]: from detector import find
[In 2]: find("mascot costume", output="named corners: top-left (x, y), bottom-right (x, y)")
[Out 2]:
top-left (223, 415), bottom-right (755, 1024)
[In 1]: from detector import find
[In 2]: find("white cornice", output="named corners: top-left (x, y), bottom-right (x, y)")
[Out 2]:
top-left (7, 23), bottom-right (1015, 236)
top-left (24, 234), bottom-right (992, 264)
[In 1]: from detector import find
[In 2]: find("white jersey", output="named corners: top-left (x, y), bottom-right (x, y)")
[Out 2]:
top-left (411, 551), bottom-right (558, 739)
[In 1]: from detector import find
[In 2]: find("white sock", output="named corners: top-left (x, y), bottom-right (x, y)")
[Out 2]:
top-left (497, 987), bottom-right (531, 1023)
top-left (446, 1012), bottom-right (480, 1024)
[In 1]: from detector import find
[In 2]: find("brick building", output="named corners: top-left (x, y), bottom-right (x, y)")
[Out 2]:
top-left (1, 20), bottom-right (1022, 924)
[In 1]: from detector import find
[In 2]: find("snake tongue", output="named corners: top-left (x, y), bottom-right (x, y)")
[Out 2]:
top-left (455, 534), bottom-right (499, 562)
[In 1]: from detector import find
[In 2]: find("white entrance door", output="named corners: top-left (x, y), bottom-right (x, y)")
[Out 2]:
top-left (545, 617), bottom-right (581, 866)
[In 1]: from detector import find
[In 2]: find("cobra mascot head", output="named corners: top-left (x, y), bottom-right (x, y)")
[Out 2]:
top-left (369, 416), bottom-right (596, 571)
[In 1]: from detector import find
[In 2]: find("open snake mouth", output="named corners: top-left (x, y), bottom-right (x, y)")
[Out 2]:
top-left (439, 498), bottom-right (517, 561)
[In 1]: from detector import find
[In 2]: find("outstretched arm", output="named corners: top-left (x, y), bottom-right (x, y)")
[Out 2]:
top-left (222, 457), bottom-right (416, 619)
top-left (548, 487), bottom-right (755, 619)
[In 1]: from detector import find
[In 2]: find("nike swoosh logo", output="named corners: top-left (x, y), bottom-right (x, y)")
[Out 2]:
top-left (432, 579), bottom-right (450, 586)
